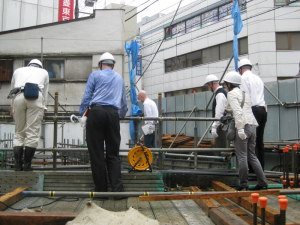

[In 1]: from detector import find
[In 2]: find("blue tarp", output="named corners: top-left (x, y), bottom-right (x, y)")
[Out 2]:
top-left (125, 40), bottom-right (141, 141)
top-left (231, 0), bottom-right (243, 71)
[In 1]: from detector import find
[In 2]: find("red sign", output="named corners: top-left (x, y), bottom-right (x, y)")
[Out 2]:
top-left (58, 0), bottom-right (74, 21)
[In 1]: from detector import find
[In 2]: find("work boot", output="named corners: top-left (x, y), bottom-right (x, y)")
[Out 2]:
top-left (24, 146), bottom-right (36, 171)
top-left (14, 146), bottom-right (24, 171)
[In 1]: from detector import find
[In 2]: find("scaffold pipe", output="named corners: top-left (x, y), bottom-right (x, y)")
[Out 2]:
top-left (22, 189), bottom-right (300, 198)
top-left (0, 148), bottom-right (235, 152)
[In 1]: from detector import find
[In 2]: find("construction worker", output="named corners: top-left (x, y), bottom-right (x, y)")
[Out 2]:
top-left (238, 58), bottom-right (267, 172)
top-left (137, 90), bottom-right (158, 148)
top-left (223, 71), bottom-right (267, 191)
top-left (9, 59), bottom-right (49, 171)
top-left (204, 74), bottom-right (228, 150)
top-left (79, 52), bottom-right (128, 195)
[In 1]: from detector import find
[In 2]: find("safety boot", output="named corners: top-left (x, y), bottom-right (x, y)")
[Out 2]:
top-left (24, 146), bottom-right (36, 171)
top-left (14, 146), bottom-right (24, 171)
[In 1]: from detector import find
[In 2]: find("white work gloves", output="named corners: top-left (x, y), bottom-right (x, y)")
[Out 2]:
top-left (211, 128), bottom-right (218, 138)
top-left (238, 129), bottom-right (247, 140)
top-left (79, 116), bottom-right (87, 129)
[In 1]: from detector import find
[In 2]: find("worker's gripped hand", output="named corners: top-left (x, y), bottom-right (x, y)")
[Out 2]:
top-left (238, 129), bottom-right (247, 140)
top-left (211, 128), bottom-right (218, 138)
top-left (79, 116), bottom-right (87, 129)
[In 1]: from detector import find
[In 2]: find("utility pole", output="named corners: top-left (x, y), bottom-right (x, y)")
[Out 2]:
top-left (75, 0), bottom-right (79, 19)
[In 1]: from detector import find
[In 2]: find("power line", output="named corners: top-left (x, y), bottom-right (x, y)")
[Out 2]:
top-left (130, 0), bottom-right (184, 93)
top-left (125, 0), bottom-right (160, 22)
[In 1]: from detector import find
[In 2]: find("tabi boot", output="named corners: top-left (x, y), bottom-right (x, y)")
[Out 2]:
top-left (14, 146), bottom-right (24, 171)
top-left (24, 146), bottom-right (36, 171)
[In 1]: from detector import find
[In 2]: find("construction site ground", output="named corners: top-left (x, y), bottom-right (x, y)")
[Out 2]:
top-left (1, 181), bottom-right (300, 224)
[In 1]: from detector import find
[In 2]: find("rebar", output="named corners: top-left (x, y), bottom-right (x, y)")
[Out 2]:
top-left (280, 209), bottom-right (286, 225)
top-left (261, 208), bottom-right (265, 225)
top-left (253, 203), bottom-right (257, 225)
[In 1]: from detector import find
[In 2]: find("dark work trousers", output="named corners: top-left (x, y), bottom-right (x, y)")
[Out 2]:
top-left (86, 105), bottom-right (124, 192)
top-left (144, 132), bottom-right (155, 148)
top-left (248, 106), bottom-right (267, 173)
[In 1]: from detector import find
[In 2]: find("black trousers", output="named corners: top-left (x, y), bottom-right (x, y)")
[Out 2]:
top-left (249, 106), bottom-right (267, 172)
top-left (144, 132), bottom-right (155, 148)
top-left (86, 105), bottom-right (124, 192)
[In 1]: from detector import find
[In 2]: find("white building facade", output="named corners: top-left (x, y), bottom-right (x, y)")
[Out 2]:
top-left (139, 0), bottom-right (300, 99)
top-left (0, 0), bottom-right (59, 32)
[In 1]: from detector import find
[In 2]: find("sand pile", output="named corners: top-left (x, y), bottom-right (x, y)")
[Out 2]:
top-left (66, 201), bottom-right (160, 225)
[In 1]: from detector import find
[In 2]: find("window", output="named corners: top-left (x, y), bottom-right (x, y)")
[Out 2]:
top-left (165, 27), bottom-right (171, 39)
top-left (276, 32), bottom-right (300, 50)
top-left (164, 38), bottom-right (248, 72)
top-left (165, 1), bottom-right (247, 40)
top-left (274, 0), bottom-right (300, 5)
top-left (202, 45), bottom-right (219, 64)
top-left (220, 42), bottom-right (233, 60)
top-left (187, 51), bottom-right (201, 67)
top-left (0, 59), bottom-right (13, 82)
top-left (239, 37), bottom-right (248, 55)
top-left (44, 60), bottom-right (65, 79)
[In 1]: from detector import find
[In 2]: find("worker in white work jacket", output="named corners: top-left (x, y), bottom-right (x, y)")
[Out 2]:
top-left (9, 59), bottom-right (49, 171)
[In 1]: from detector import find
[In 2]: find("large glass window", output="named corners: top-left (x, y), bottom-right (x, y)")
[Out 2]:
top-left (177, 22), bottom-right (186, 36)
top-left (239, 37), bottom-right (248, 55)
top-left (187, 51), bottom-right (201, 67)
top-left (164, 38), bottom-right (248, 72)
top-left (220, 42), bottom-right (233, 60)
top-left (44, 60), bottom-right (65, 79)
top-left (25, 59), bottom-right (65, 79)
top-left (186, 16), bottom-right (201, 33)
top-left (275, 0), bottom-right (300, 5)
top-left (276, 32), bottom-right (300, 50)
top-left (165, 27), bottom-right (171, 39)
top-left (291, 32), bottom-right (300, 50)
top-left (202, 46), bottom-right (219, 64)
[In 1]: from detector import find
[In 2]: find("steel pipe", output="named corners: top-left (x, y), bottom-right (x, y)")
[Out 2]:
top-left (0, 148), bottom-right (235, 152)
top-left (22, 189), bottom-right (300, 198)
top-left (164, 153), bottom-right (227, 161)
top-left (156, 170), bottom-right (281, 178)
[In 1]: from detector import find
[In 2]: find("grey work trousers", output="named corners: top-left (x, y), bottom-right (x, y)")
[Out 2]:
top-left (12, 93), bottom-right (44, 148)
top-left (234, 124), bottom-right (268, 188)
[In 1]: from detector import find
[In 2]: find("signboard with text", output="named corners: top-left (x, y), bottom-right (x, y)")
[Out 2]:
top-left (136, 55), bottom-right (142, 76)
top-left (59, 0), bottom-right (74, 21)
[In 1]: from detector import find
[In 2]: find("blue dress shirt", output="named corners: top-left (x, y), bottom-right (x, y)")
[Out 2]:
top-left (79, 68), bottom-right (128, 117)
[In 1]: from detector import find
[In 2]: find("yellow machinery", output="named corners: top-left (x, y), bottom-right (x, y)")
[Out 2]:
top-left (127, 145), bottom-right (153, 171)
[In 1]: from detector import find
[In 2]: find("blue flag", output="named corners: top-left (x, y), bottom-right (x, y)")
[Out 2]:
top-left (125, 40), bottom-right (141, 141)
top-left (231, 0), bottom-right (243, 71)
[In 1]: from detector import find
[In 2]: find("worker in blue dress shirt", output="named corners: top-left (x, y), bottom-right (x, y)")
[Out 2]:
top-left (239, 58), bottom-right (267, 172)
top-left (79, 52), bottom-right (128, 194)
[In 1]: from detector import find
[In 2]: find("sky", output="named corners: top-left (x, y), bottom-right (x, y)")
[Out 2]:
top-left (78, 0), bottom-right (196, 22)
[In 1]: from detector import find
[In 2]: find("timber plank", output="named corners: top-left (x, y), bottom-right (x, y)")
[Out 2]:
top-left (215, 198), bottom-right (253, 225)
top-left (189, 186), bottom-right (218, 215)
top-left (208, 208), bottom-right (245, 225)
top-left (0, 211), bottom-right (77, 225)
top-left (0, 187), bottom-right (27, 211)
top-left (150, 201), bottom-right (173, 224)
top-left (211, 181), bottom-right (281, 225)
top-left (172, 200), bottom-right (214, 225)
top-left (138, 201), bottom-right (156, 220)
top-left (160, 200), bottom-right (187, 224)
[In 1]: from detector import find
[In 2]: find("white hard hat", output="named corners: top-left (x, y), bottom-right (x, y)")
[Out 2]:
top-left (238, 58), bottom-right (252, 69)
top-left (99, 52), bottom-right (116, 65)
top-left (204, 74), bottom-right (219, 85)
top-left (223, 71), bottom-right (241, 85)
top-left (28, 59), bottom-right (43, 68)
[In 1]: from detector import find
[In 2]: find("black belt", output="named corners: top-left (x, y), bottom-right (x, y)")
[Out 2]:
top-left (90, 104), bottom-right (117, 110)
top-left (252, 106), bottom-right (265, 108)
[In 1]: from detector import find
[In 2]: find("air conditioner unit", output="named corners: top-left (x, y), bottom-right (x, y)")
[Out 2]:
top-left (85, 0), bottom-right (97, 7)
